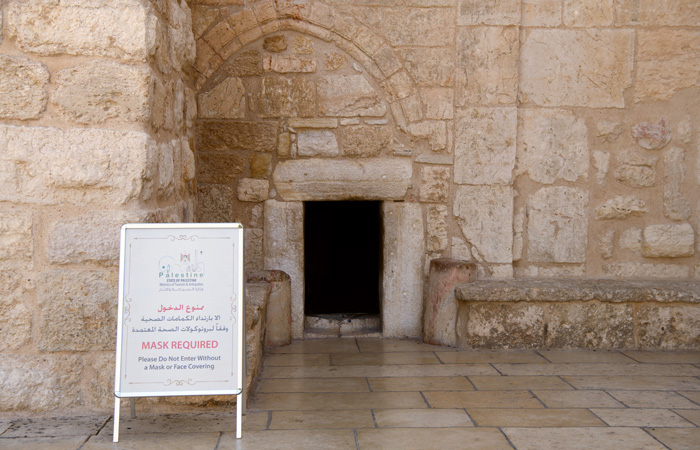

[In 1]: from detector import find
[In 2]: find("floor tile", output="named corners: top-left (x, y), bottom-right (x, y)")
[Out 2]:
top-left (83, 432), bottom-right (220, 450)
top-left (468, 376), bottom-right (572, 391)
top-left (357, 339), bottom-right (456, 353)
top-left (102, 412), bottom-right (241, 434)
top-left (2, 416), bottom-right (108, 438)
top-left (250, 392), bottom-right (428, 411)
top-left (267, 339), bottom-right (360, 354)
top-left (437, 350), bottom-right (546, 364)
top-left (622, 351), bottom-right (700, 364)
top-left (256, 377), bottom-right (370, 393)
top-left (468, 408), bottom-right (604, 427)
top-left (368, 376), bottom-right (474, 392)
top-left (609, 390), bottom-right (700, 409)
top-left (218, 429), bottom-right (357, 450)
top-left (0, 436), bottom-right (88, 450)
top-left (674, 409), bottom-right (700, 426)
top-left (263, 353), bottom-right (330, 366)
top-left (533, 390), bottom-right (624, 408)
top-left (332, 352), bottom-right (441, 366)
top-left (260, 363), bottom-right (498, 379)
top-left (373, 409), bottom-right (473, 428)
top-left (503, 427), bottom-right (667, 450)
top-left (591, 408), bottom-right (694, 427)
top-left (424, 390), bottom-right (544, 409)
top-left (0, 421), bottom-right (10, 435)
top-left (495, 363), bottom-right (700, 376)
top-left (538, 349), bottom-right (635, 363)
top-left (269, 410), bottom-right (374, 429)
top-left (679, 391), bottom-right (700, 403)
top-left (356, 427), bottom-right (511, 450)
top-left (645, 427), bottom-right (700, 450)
top-left (562, 376), bottom-right (700, 391)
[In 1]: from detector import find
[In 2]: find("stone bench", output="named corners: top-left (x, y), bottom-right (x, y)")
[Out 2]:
top-left (453, 278), bottom-right (700, 350)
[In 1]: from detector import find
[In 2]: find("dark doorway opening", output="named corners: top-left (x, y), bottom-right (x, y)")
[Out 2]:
top-left (304, 201), bottom-right (382, 316)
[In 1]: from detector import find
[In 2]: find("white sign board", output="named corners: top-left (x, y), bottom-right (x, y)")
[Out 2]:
top-left (113, 223), bottom-right (244, 440)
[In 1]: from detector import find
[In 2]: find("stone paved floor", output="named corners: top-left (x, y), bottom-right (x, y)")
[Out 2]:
top-left (2, 339), bottom-right (700, 449)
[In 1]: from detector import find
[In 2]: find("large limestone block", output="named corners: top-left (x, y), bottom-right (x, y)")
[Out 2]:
top-left (197, 184), bottom-right (234, 222)
top-left (457, 303), bottom-right (545, 348)
top-left (37, 270), bottom-right (118, 352)
top-left (0, 54), bottom-right (49, 120)
top-left (318, 75), bottom-right (387, 117)
top-left (426, 205), bottom-right (448, 252)
top-left (197, 152), bottom-right (246, 184)
top-left (7, 0), bottom-right (156, 61)
top-left (522, 0), bottom-right (562, 26)
top-left (564, 0), bottom-right (614, 26)
top-left (518, 109), bottom-right (588, 184)
top-left (458, 0), bottom-right (521, 25)
top-left (297, 130), bottom-right (339, 157)
top-left (383, 202), bottom-right (424, 338)
top-left (616, 0), bottom-right (700, 26)
top-left (258, 76), bottom-right (316, 118)
top-left (0, 272), bottom-right (32, 351)
top-left (197, 77), bottom-right (247, 119)
top-left (603, 263), bottom-right (690, 278)
top-left (237, 178), bottom-right (269, 202)
top-left (454, 185), bottom-right (513, 264)
top-left (664, 147), bottom-right (691, 221)
top-left (398, 47), bottom-right (454, 87)
top-left (248, 270), bottom-right (292, 347)
top-left (53, 60), bottom-right (151, 125)
top-left (420, 166), bottom-right (450, 203)
top-left (456, 27), bottom-right (519, 106)
top-left (455, 107), bottom-right (516, 185)
top-left (595, 196), bottom-right (648, 220)
top-left (520, 29), bottom-right (633, 108)
top-left (341, 125), bottom-right (392, 157)
top-left (545, 303), bottom-right (634, 348)
top-left (642, 223), bottom-right (695, 258)
top-left (273, 159), bottom-right (412, 201)
top-left (638, 305), bottom-right (700, 349)
top-left (527, 187), bottom-right (589, 263)
top-left (47, 211), bottom-right (146, 266)
top-left (380, 7), bottom-right (454, 46)
top-left (636, 30), bottom-right (700, 101)
top-left (195, 121), bottom-right (277, 152)
top-left (264, 200), bottom-right (304, 339)
top-left (0, 355), bottom-right (83, 411)
top-left (0, 211), bottom-right (33, 267)
top-left (614, 149), bottom-right (657, 187)
top-left (0, 125), bottom-right (156, 205)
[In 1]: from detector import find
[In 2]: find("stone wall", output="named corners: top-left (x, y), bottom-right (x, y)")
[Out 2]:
top-left (0, 0), bottom-right (196, 413)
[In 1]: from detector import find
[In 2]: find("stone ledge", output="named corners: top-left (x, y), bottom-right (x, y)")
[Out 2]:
top-left (456, 278), bottom-right (700, 304)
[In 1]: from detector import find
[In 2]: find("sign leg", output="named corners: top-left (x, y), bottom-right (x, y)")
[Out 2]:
top-left (130, 398), bottom-right (136, 418)
top-left (113, 397), bottom-right (120, 443)
top-left (236, 393), bottom-right (242, 439)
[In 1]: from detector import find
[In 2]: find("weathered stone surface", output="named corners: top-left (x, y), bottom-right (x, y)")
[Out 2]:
top-left (324, 51), bottom-right (347, 71)
top-left (277, 131), bottom-right (291, 158)
top-left (197, 151), bottom-right (246, 184)
top-left (318, 75), bottom-right (386, 117)
top-left (593, 151), bottom-right (610, 185)
top-left (520, 29), bottom-right (633, 108)
top-left (258, 76), bottom-right (316, 118)
top-left (198, 77), bottom-right (247, 119)
top-left (250, 153), bottom-right (273, 178)
top-left (37, 270), bottom-right (117, 351)
top-left (264, 200), bottom-right (304, 339)
top-left (53, 60), bottom-right (150, 124)
top-left (7, 0), bottom-right (154, 61)
top-left (341, 125), bottom-right (392, 157)
top-left (0, 272), bottom-right (32, 351)
top-left (383, 202), bottom-right (424, 338)
top-left (596, 196), bottom-right (648, 220)
top-left (84, 353), bottom-right (114, 409)
top-left (297, 130), bottom-right (339, 157)
top-left (0, 125), bottom-right (156, 205)
top-left (677, 117), bottom-right (692, 144)
top-left (642, 223), bottom-right (695, 258)
top-left (198, 184), bottom-right (233, 222)
top-left (617, 0), bottom-right (700, 26)
top-left (455, 107), bottom-right (516, 185)
top-left (398, 47), bottom-right (454, 87)
top-left (0, 211), bottom-right (32, 267)
top-left (191, 5), bottom-right (219, 40)
top-left (244, 228), bottom-right (263, 271)
top-left (597, 122), bottom-right (624, 143)
top-left (263, 35), bottom-right (287, 52)
top-left (380, 7), bottom-right (454, 46)
top-left (546, 303), bottom-right (634, 348)
top-left (273, 159), bottom-right (412, 201)
top-left (420, 166), bottom-right (450, 203)
top-left (456, 27), bottom-right (518, 106)
top-left (47, 211), bottom-right (145, 266)
top-left (528, 187), bottom-right (589, 263)
top-left (614, 149), bottom-right (657, 187)
top-left (426, 205), bottom-right (448, 252)
top-left (564, 0), bottom-right (614, 26)
top-left (620, 227), bottom-right (642, 252)
top-left (237, 178), bottom-right (269, 202)
top-left (244, 281), bottom-right (270, 394)
top-left (263, 55), bottom-right (317, 73)
top-left (522, 0), bottom-right (561, 26)
top-left (293, 35), bottom-right (313, 54)
top-left (636, 30), bottom-right (700, 101)
top-left (196, 121), bottom-right (277, 152)
top-left (600, 229), bottom-right (615, 259)
top-left (423, 88), bottom-right (454, 120)
top-left (406, 121), bottom-right (447, 152)
top-left (454, 185), bottom-right (513, 264)
top-left (603, 263), bottom-right (690, 278)
top-left (638, 305), bottom-right (700, 349)
top-left (0, 54), bottom-right (49, 120)
top-left (518, 109), bottom-right (588, 184)
top-left (288, 118), bottom-right (338, 129)
top-left (0, 355), bottom-right (83, 411)
top-left (248, 270), bottom-right (292, 347)
top-left (457, 303), bottom-right (545, 349)
top-left (381, 70), bottom-right (416, 102)
top-left (458, 0), bottom-right (520, 25)
top-left (664, 147), bottom-right (691, 221)
top-left (223, 50), bottom-right (262, 77)
top-left (424, 259), bottom-right (476, 347)
top-left (632, 118), bottom-right (671, 150)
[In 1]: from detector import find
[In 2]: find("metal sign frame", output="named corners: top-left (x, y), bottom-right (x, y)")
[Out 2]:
top-left (113, 223), bottom-right (245, 442)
